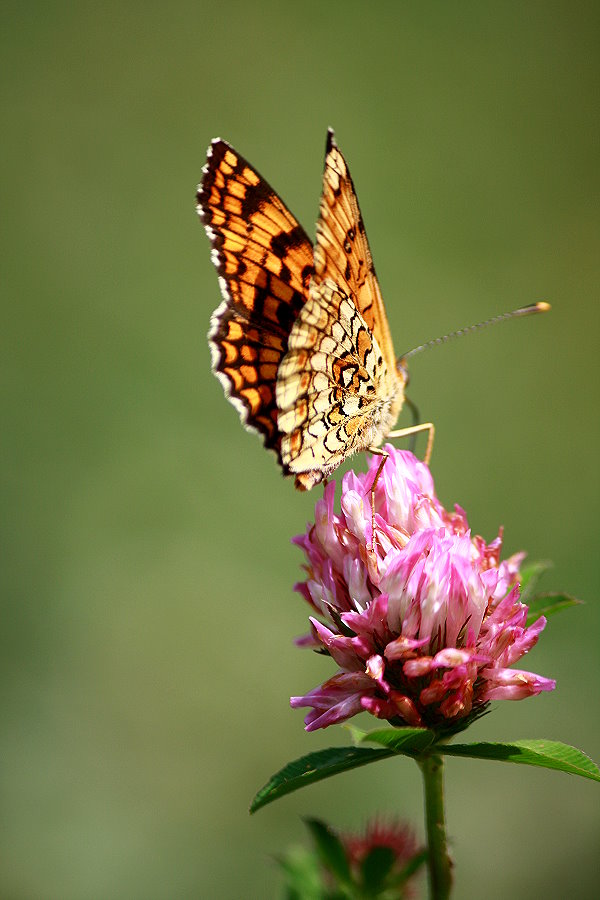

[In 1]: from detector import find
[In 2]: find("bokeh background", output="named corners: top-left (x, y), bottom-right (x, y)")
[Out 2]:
top-left (2, 2), bottom-right (599, 898)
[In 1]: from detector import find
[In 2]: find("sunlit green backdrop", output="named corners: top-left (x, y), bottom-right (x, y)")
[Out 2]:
top-left (2, 2), bottom-right (598, 898)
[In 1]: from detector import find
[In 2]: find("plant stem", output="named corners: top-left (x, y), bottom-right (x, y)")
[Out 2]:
top-left (417, 753), bottom-right (453, 899)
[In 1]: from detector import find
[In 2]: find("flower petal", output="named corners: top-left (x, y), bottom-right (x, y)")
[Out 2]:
top-left (291, 451), bottom-right (553, 731)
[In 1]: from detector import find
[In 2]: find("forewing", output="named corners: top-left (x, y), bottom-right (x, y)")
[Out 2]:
top-left (313, 129), bottom-right (398, 370)
top-left (197, 139), bottom-right (313, 456)
top-left (277, 280), bottom-right (393, 486)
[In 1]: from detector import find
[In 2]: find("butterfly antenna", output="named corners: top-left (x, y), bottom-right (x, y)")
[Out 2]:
top-left (399, 301), bottom-right (551, 363)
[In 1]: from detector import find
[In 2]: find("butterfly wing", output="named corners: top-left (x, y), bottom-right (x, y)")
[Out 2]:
top-left (197, 139), bottom-right (313, 458)
top-left (277, 131), bottom-right (406, 489)
top-left (277, 279), bottom-right (401, 488)
top-left (312, 129), bottom-right (398, 368)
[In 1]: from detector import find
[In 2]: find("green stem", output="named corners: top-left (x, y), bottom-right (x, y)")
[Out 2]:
top-left (417, 753), bottom-right (453, 900)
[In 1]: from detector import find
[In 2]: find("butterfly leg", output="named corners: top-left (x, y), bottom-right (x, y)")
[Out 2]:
top-left (365, 446), bottom-right (389, 551)
top-left (387, 422), bottom-right (435, 465)
top-left (365, 423), bottom-right (435, 552)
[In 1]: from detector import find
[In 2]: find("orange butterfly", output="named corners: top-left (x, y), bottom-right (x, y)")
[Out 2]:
top-left (197, 130), bottom-right (433, 490)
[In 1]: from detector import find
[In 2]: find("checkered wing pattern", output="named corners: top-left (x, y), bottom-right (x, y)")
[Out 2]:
top-left (197, 139), bottom-right (313, 458)
top-left (276, 131), bottom-right (405, 489)
top-left (197, 132), bottom-right (406, 489)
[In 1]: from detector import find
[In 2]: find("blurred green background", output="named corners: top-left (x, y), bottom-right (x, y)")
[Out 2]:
top-left (2, 2), bottom-right (598, 898)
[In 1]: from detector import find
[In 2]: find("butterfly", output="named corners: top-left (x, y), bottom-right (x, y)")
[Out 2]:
top-left (196, 129), bottom-right (432, 491)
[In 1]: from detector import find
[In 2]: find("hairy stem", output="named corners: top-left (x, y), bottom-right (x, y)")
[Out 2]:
top-left (417, 753), bottom-right (453, 899)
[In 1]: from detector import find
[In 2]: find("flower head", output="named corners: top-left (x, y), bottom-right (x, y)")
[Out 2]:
top-left (341, 818), bottom-right (422, 896)
top-left (342, 817), bottom-right (419, 871)
top-left (291, 447), bottom-right (555, 732)
top-left (278, 817), bottom-right (422, 898)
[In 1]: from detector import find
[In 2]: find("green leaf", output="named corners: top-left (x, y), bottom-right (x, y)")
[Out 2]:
top-left (391, 848), bottom-right (428, 886)
top-left (304, 818), bottom-right (353, 887)
top-left (519, 560), bottom-right (553, 601)
top-left (250, 746), bottom-right (395, 813)
top-left (525, 592), bottom-right (582, 625)
top-left (438, 739), bottom-right (600, 781)
top-left (343, 724), bottom-right (369, 744)
top-left (360, 845), bottom-right (396, 894)
top-left (276, 846), bottom-right (324, 900)
top-left (361, 727), bottom-right (437, 755)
